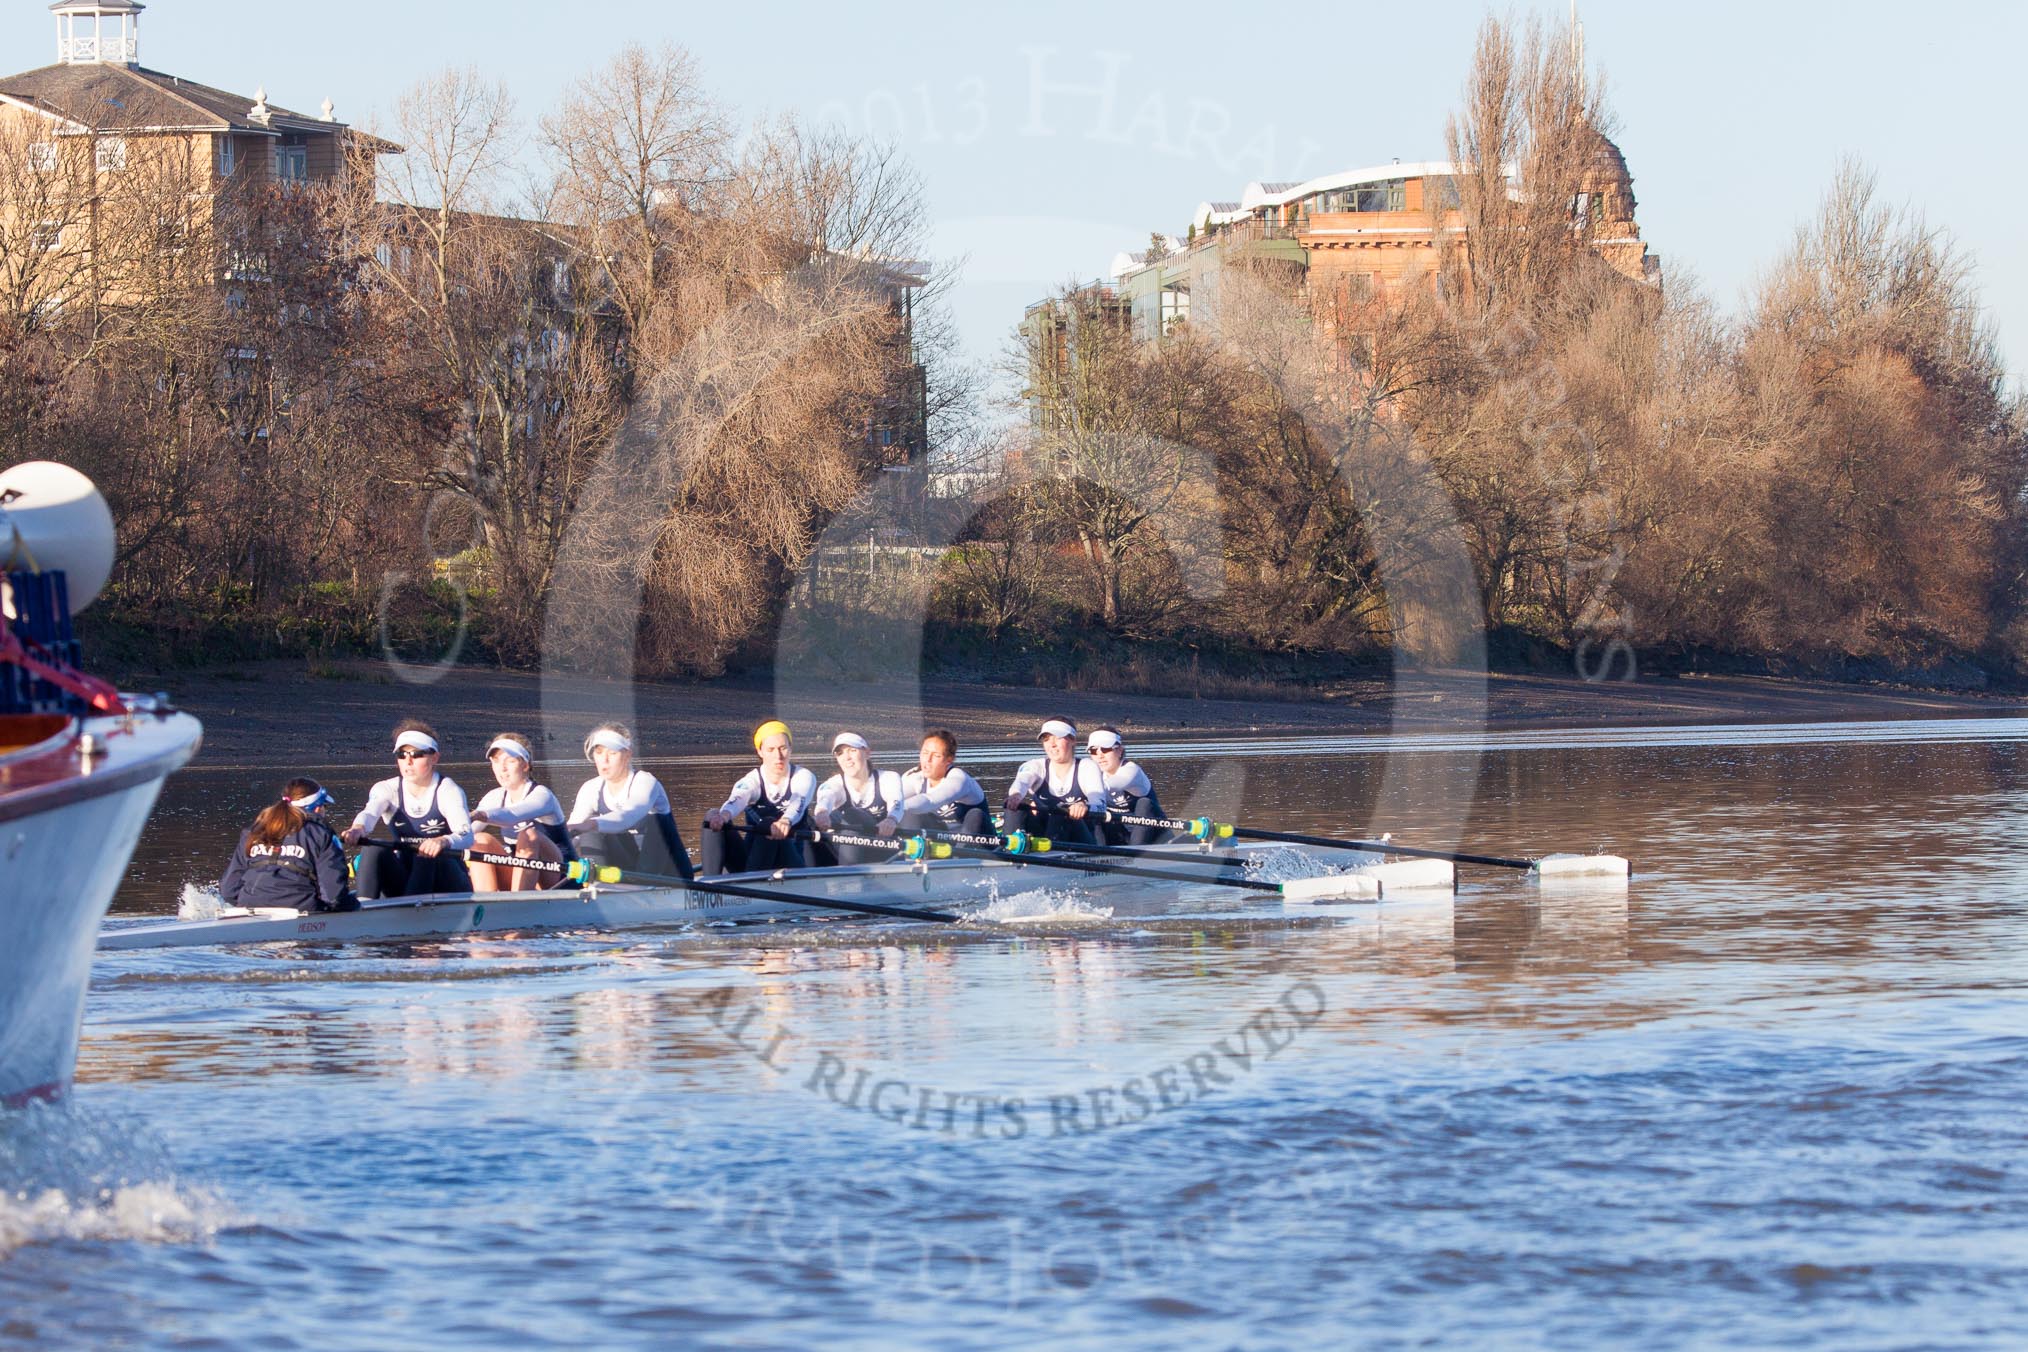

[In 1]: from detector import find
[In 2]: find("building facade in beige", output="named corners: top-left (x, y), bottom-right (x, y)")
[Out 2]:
top-left (0, 1), bottom-right (397, 315)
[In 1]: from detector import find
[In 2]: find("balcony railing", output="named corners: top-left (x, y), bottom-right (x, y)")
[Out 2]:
top-left (59, 35), bottom-right (137, 64)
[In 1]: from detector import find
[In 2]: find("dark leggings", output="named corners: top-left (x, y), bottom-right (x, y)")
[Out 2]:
top-left (899, 806), bottom-right (991, 840)
top-left (1005, 805), bottom-right (1096, 846)
top-left (701, 820), bottom-right (807, 876)
top-left (575, 813), bottom-right (693, 881)
top-left (1099, 795), bottom-right (1168, 847)
top-left (809, 807), bottom-right (893, 867)
top-left (353, 842), bottom-right (472, 900)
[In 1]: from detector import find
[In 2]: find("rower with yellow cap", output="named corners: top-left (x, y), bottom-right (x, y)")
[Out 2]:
top-left (701, 720), bottom-right (817, 875)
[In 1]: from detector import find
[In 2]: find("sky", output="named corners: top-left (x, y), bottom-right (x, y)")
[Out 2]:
top-left (8, 0), bottom-right (2026, 385)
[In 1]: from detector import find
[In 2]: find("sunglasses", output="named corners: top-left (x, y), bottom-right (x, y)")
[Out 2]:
top-left (395, 748), bottom-right (436, 760)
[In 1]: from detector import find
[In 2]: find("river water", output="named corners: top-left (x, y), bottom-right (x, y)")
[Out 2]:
top-left (4, 719), bottom-right (2027, 1348)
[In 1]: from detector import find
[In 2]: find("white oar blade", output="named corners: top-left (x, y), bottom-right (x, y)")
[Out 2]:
top-left (1281, 873), bottom-right (1381, 903)
top-left (1533, 853), bottom-right (1632, 883)
top-left (1364, 859), bottom-right (1455, 892)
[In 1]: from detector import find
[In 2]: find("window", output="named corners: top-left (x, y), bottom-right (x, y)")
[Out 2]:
top-left (30, 221), bottom-right (62, 253)
top-left (276, 145), bottom-right (308, 182)
top-left (27, 143), bottom-right (57, 173)
top-left (95, 137), bottom-right (126, 172)
top-left (217, 138), bottom-right (236, 176)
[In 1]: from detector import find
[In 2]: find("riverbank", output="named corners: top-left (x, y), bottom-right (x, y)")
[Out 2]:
top-left (157, 659), bottom-right (2025, 770)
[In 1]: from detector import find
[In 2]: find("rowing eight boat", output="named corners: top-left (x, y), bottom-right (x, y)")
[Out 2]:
top-left (99, 843), bottom-right (1457, 951)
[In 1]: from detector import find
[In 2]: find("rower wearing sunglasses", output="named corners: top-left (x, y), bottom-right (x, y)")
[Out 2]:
top-left (341, 720), bottom-right (475, 899)
top-left (810, 731), bottom-right (904, 865)
top-left (1084, 725), bottom-right (1167, 846)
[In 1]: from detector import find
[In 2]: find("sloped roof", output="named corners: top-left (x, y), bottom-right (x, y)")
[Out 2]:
top-left (0, 61), bottom-right (398, 150)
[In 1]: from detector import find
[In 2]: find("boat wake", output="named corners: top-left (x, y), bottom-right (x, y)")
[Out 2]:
top-left (1241, 845), bottom-right (1382, 883)
top-left (0, 1102), bottom-right (237, 1257)
top-left (969, 885), bottom-right (1115, 924)
top-left (178, 882), bottom-right (224, 920)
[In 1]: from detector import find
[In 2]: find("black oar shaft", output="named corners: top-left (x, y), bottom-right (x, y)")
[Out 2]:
top-left (1225, 825), bottom-right (1534, 871)
top-left (601, 868), bottom-right (959, 924)
top-left (942, 844), bottom-right (1281, 893)
top-left (997, 836), bottom-right (1246, 870)
top-left (1106, 813), bottom-right (1535, 872)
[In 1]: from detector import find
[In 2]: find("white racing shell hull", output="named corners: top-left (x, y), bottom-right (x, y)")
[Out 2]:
top-left (0, 710), bottom-right (202, 1104)
top-left (98, 842), bottom-right (1441, 951)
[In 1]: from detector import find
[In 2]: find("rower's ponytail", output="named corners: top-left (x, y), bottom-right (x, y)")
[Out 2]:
top-left (249, 777), bottom-right (320, 849)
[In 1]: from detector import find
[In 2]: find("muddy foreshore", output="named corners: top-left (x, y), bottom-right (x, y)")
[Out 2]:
top-left (147, 659), bottom-right (2025, 772)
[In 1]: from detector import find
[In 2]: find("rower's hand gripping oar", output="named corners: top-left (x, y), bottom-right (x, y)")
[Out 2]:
top-left (1104, 812), bottom-right (1631, 880)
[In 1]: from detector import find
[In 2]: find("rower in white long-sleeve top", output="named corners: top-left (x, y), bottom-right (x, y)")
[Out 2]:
top-left (1085, 725), bottom-right (1168, 846)
top-left (1004, 717), bottom-right (1106, 845)
top-left (341, 722), bottom-right (476, 899)
top-left (566, 722), bottom-right (692, 880)
top-left (468, 732), bottom-right (569, 892)
top-left (702, 720), bottom-right (817, 875)
top-left (810, 731), bottom-right (905, 865)
top-left (897, 728), bottom-right (990, 837)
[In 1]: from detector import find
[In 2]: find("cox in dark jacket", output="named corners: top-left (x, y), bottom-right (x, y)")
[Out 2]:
top-left (220, 779), bottom-right (358, 913)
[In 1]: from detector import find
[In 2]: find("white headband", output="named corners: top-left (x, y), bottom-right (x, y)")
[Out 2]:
top-left (487, 737), bottom-right (531, 762)
top-left (1039, 719), bottom-right (1077, 740)
top-left (289, 786), bottom-right (334, 809)
top-left (394, 731), bottom-right (439, 754)
top-left (1086, 730), bottom-right (1122, 751)
top-left (584, 729), bottom-right (631, 759)
top-left (832, 732), bottom-right (869, 751)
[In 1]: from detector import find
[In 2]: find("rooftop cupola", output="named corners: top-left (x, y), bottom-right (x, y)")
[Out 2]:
top-left (51, 0), bottom-right (144, 67)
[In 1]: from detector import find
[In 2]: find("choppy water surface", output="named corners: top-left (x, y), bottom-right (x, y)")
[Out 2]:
top-left (6, 722), bottom-right (2028, 1348)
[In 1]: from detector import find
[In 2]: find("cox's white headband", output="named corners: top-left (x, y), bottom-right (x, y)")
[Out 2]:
top-left (289, 786), bottom-right (334, 809)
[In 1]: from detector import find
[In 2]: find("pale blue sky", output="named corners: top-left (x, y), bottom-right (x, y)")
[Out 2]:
top-left (8, 1), bottom-right (2024, 384)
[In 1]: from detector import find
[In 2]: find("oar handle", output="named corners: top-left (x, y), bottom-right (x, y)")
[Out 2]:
top-left (1105, 811), bottom-right (1235, 840)
top-left (720, 821), bottom-right (956, 861)
top-left (464, 849), bottom-right (594, 883)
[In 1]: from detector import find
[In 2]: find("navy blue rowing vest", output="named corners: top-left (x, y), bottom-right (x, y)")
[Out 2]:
top-left (742, 768), bottom-right (807, 829)
top-left (392, 779), bottom-right (450, 840)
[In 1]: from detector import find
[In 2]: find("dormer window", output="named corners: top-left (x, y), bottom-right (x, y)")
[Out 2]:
top-left (276, 136), bottom-right (308, 183)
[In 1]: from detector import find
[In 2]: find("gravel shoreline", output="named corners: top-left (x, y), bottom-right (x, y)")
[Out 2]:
top-left (154, 658), bottom-right (2025, 771)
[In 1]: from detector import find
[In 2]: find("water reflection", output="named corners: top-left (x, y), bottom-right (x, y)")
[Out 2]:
top-left (46, 725), bottom-right (2028, 1349)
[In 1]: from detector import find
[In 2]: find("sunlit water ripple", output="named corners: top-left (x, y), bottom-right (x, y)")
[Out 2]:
top-left (4, 718), bottom-right (2027, 1348)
